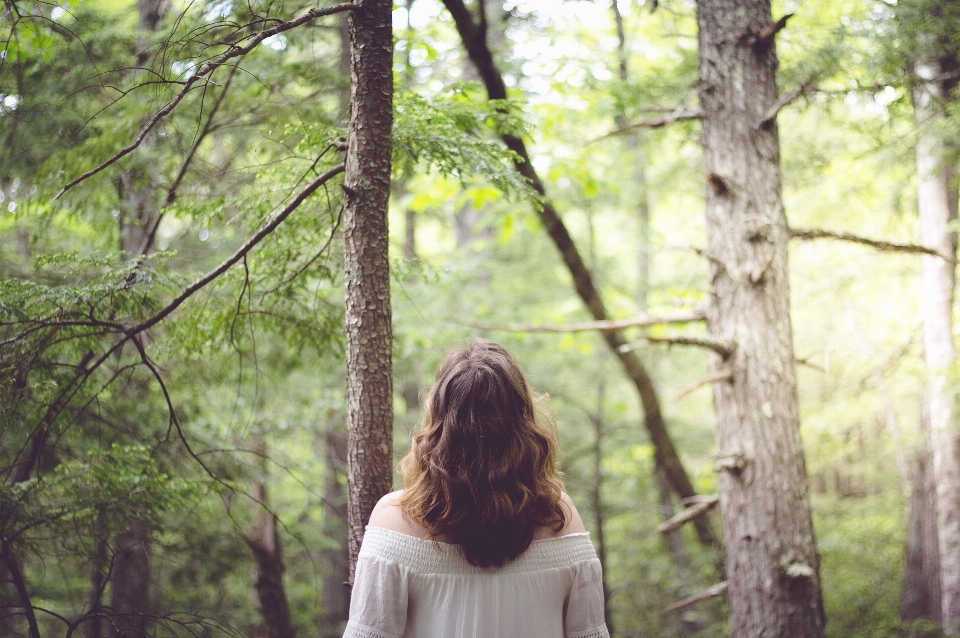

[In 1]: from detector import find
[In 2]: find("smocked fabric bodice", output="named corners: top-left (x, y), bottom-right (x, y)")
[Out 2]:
top-left (342, 527), bottom-right (610, 638)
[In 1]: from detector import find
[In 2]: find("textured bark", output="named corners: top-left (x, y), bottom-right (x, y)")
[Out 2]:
top-left (696, 0), bottom-right (825, 636)
top-left (110, 519), bottom-right (151, 638)
top-left (913, 56), bottom-right (960, 634)
top-left (441, 0), bottom-right (716, 548)
top-left (321, 428), bottom-right (350, 636)
top-left (901, 407), bottom-right (943, 624)
top-left (343, 0), bottom-right (394, 582)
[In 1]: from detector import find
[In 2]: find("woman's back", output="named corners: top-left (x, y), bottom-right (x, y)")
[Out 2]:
top-left (342, 341), bottom-right (609, 638)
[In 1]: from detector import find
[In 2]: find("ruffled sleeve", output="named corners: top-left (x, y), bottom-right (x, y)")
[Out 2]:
top-left (342, 551), bottom-right (408, 638)
top-left (563, 558), bottom-right (610, 638)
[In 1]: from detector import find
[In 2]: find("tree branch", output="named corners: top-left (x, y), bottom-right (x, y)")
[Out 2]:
top-left (760, 74), bottom-right (817, 127)
top-left (54, 3), bottom-right (358, 200)
top-left (602, 107), bottom-right (703, 138)
top-left (674, 369), bottom-right (732, 401)
top-left (467, 310), bottom-right (705, 333)
top-left (664, 581), bottom-right (728, 613)
top-left (657, 494), bottom-right (719, 534)
top-left (620, 333), bottom-right (735, 357)
top-left (790, 227), bottom-right (954, 261)
top-left (748, 13), bottom-right (792, 52)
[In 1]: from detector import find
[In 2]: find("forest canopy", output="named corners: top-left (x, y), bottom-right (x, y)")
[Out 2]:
top-left (2, 0), bottom-right (960, 637)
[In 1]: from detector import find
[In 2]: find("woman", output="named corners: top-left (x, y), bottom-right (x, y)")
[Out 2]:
top-left (342, 339), bottom-right (609, 638)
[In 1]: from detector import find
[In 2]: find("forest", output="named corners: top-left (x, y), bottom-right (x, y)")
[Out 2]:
top-left (2, 0), bottom-right (960, 636)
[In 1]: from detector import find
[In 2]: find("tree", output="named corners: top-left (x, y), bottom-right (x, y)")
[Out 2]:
top-left (696, 0), bottom-right (826, 635)
top-left (342, 0), bottom-right (395, 581)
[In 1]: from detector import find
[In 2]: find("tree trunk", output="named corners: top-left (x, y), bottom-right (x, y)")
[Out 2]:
top-left (85, 514), bottom-right (109, 638)
top-left (913, 55), bottom-right (960, 634)
top-left (589, 381), bottom-right (613, 635)
top-left (247, 434), bottom-right (295, 638)
top-left (696, 1), bottom-right (825, 636)
top-left (343, 0), bottom-right (394, 582)
top-left (321, 428), bottom-right (350, 636)
top-left (441, 0), bottom-right (716, 548)
top-left (900, 407), bottom-right (943, 625)
top-left (110, 519), bottom-right (151, 638)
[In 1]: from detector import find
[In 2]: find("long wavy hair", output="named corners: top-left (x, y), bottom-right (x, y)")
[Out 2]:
top-left (398, 339), bottom-right (566, 567)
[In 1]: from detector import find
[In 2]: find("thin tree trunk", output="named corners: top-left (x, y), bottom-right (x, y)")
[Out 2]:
top-left (609, 0), bottom-right (651, 313)
top-left (914, 55), bottom-right (960, 634)
top-left (110, 519), bottom-right (151, 638)
top-left (440, 0), bottom-right (716, 548)
top-left (321, 428), bottom-right (350, 636)
top-left (0, 536), bottom-right (39, 638)
top-left (901, 407), bottom-right (943, 625)
top-left (85, 513), bottom-right (109, 638)
top-left (589, 381), bottom-right (613, 636)
top-left (343, 0), bottom-right (394, 582)
top-left (246, 434), bottom-right (295, 638)
top-left (696, 0), bottom-right (825, 635)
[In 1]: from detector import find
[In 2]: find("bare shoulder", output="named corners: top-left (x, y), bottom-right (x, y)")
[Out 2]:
top-left (534, 491), bottom-right (587, 539)
top-left (367, 490), bottom-right (432, 540)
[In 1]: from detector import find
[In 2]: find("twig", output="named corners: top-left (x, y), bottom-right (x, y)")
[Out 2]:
top-left (789, 227), bottom-right (953, 261)
top-left (664, 581), bottom-right (728, 613)
top-left (601, 107), bottom-right (702, 138)
top-left (467, 311), bottom-right (706, 334)
top-left (674, 369), bottom-right (732, 401)
top-left (619, 333), bottom-right (735, 357)
top-left (760, 73), bottom-right (818, 126)
top-left (657, 494), bottom-right (719, 534)
top-left (53, 3), bottom-right (358, 200)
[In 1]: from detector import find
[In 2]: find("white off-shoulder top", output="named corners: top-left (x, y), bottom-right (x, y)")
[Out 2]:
top-left (342, 527), bottom-right (609, 638)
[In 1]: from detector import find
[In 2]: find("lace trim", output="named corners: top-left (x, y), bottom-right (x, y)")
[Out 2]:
top-left (568, 625), bottom-right (611, 638)
top-left (342, 621), bottom-right (400, 638)
top-left (359, 527), bottom-right (599, 575)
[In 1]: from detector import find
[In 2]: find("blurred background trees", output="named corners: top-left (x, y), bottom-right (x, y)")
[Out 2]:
top-left (2, 0), bottom-right (959, 637)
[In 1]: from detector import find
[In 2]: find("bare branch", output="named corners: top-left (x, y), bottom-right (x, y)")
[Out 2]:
top-left (747, 13), bottom-right (792, 52)
top-left (790, 227), bottom-right (954, 261)
top-left (657, 494), bottom-right (719, 534)
top-left (619, 333), bottom-right (735, 357)
top-left (467, 311), bottom-right (706, 334)
top-left (54, 3), bottom-right (358, 200)
top-left (602, 107), bottom-right (703, 138)
top-left (760, 74), bottom-right (818, 126)
top-left (674, 369), bottom-right (732, 401)
top-left (664, 581), bottom-right (728, 613)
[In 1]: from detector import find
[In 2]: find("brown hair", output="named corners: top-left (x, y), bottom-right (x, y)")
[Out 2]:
top-left (398, 339), bottom-right (566, 567)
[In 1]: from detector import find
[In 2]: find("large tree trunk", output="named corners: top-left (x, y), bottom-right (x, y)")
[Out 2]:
top-left (913, 55), bottom-right (960, 634)
top-left (343, 0), bottom-right (394, 582)
top-left (441, 0), bottom-right (716, 548)
top-left (696, 1), bottom-right (825, 636)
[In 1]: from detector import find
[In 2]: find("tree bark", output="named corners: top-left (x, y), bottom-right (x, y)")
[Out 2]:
top-left (441, 0), bottom-right (716, 548)
top-left (696, 0), bottom-right (825, 636)
top-left (343, 0), bottom-right (394, 582)
top-left (85, 513), bottom-right (109, 638)
top-left (913, 55), bottom-right (960, 634)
